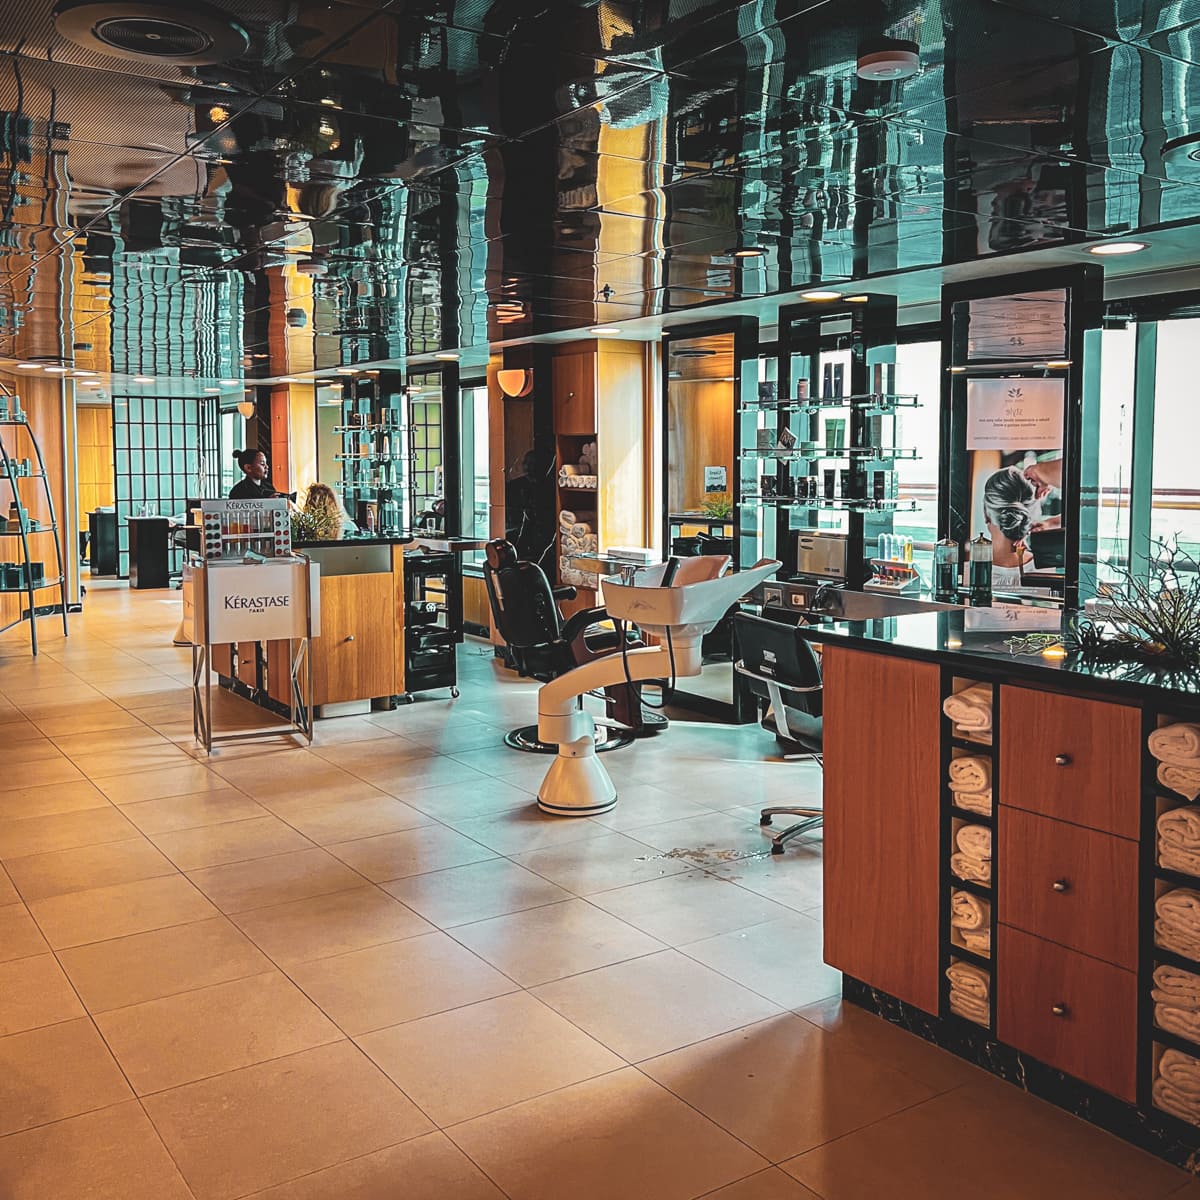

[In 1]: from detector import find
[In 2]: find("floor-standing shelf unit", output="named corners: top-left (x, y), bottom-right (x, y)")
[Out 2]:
top-left (0, 415), bottom-right (69, 655)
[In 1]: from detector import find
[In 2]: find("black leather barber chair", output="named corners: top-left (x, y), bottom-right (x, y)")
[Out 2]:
top-left (733, 611), bottom-right (824, 854)
top-left (483, 539), bottom-right (666, 752)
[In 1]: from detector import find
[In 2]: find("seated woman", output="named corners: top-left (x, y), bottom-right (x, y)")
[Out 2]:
top-left (983, 466), bottom-right (1037, 590)
top-left (299, 482), bottom-right (355, 540)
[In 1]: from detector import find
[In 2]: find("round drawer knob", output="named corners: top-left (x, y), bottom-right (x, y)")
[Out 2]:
top-left (344, 634), bottom-right (355, 642)
top-left (1052, 879), bottom-right (1070, 893)
top-left (1054, 754), bottom-right (1072, 766)
top-left (1051, 1003), bottom-right (1068, 1017)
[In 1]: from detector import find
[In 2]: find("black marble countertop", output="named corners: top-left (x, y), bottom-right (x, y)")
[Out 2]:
top-left (293, 533), bottom-right (415, 548)
top-left (800, 609), bottom-right (1200, 707)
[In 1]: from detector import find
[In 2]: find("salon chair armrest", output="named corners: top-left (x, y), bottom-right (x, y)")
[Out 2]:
top-left (552, 585), bottom-right (578, 603)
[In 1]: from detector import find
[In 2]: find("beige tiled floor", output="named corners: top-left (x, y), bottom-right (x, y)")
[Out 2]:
top-left (0, 583), bottom-right (1193, 1199)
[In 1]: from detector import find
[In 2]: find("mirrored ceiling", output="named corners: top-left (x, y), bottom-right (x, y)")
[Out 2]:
top-left (3, 0), bottom-right (1200, 389)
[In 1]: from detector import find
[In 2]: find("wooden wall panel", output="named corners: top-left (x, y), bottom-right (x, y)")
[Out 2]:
top-left (76, 404), bottom-right (114, 531)
top-left (666, 379), bottom-right (734, 515)
top-left (822, 646), bottom-right (943, 1014)
top-left (596, 340), bottom-right (647, 552)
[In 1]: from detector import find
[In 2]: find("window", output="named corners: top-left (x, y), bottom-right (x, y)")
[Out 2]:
top-left (1096, 325), bottom-right (1136, 582)
top-left (460, 382), bottom-right (490, 568)
top-left (893, 340), bottom-right (942, 561)
top-left (1152, 319), bottom-right (1200, 564)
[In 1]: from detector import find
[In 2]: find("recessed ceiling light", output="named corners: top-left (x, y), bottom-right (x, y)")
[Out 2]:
top-left (16, 363), bottom-right (40, 369)
top-left (73, 370), bottom-right (96, 377)
top-left (434, 352), bottom-right (460, 360)
top-left (857, 42), bottom-right (920, 81)
top-left (203, 387), bottom-right (222, 393)
top-left (801, 290), bottom-right (843, 301)
top-left (1087, 240), bottom-right (1148, 256)
top-left (133, 375), bottom-right (155, 383)
top-left (589, 326), bottom-right (620, 334)
top-left (335, 367), bottom-right (358, 374)
top-left (44, 366), bottom-right (69, 373)
top-left (278, 377), bottom-right (300, 383)
top-left (1044, 360), bottom-right (1072, 369)
top-left (81, 380), bottom-right (101, 388)
top-left (948, 366), bottom-right (967, 374)
top-left (845, 295), bottom-right (870, 304)
top-left (219, 379), bottom-right (240, 386)
top-left (730, 247), bottom-right (764, 258)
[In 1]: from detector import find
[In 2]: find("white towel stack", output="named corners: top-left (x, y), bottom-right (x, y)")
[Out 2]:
top-left (950, 823), bottom-right (992, 885)
top-left (1150, 724), bottom-right (1200, 802)
top-left (558, 510), bottom-right (598, 588)
top-left (950, 889), bottom-right (991, 956)
top-left (949, 754), bottom-right (992, 817)
top-left (558, 442), bottom-right (598, 489)
top-left (946, 960), bottom-right (990, 1026)
top-left (942, 684), bottom-right (993, 739)
top-left (1153, 964), bottom-right (1200, 1043)
top-left (1156, 888), bottom-right (1200, 962)
top-left (1159, 806), bottom-right (1200, 878)
top-left (1154, 1048), bottom-right (1200, 1126)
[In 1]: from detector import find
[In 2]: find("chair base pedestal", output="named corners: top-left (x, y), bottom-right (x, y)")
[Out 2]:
top-left (504, 724), bottom-right (632, 755)
top-left (537, 746), bottom-right (618, 816)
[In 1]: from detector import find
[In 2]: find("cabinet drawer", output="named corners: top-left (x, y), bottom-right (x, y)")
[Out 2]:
top-left (1000, 686), bottom-right (1141, 838)
top-left (997, 925), bottom-right (1136, 1102)
top-left (999, 808), bottom-right (1138, 969)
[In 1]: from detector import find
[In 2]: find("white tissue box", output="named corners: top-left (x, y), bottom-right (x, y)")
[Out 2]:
top-left (605, 546), bottom-right (657, 563)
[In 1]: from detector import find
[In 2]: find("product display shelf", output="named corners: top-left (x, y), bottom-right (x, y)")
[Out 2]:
top-left (0, 411), bottom-right (69, 655)
top-left (939, 668), bottom-right (998, 1034)
top-left (740, 392), bottom-right (920, 414)
top-left (336, 374), bottom-right (416, 535)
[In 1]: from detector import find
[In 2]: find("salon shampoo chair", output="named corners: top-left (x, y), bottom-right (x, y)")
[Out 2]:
top-left (482, 539), bottom-right (663, 752)
top-left (732, 611), bottom-right (824, 854)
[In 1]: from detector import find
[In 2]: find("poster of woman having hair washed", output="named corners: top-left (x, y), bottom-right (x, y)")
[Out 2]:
top-left (964, 378), bottom-right (1066, 590)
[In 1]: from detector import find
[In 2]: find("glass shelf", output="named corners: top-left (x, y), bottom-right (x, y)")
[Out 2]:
top-left (741, 393), bottom-right (920, 414)
top-left (748, 447), bottom-right (919, 461)
top-left (742, 495), bottom-right (919, 513)
top-left (0, 528), bottom-right (54, 536)
top-left (0, 576), bottom-right (62, 593)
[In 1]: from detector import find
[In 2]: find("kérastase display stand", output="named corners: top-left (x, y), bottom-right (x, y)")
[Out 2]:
top-left (191, 556), bottom-right (320, 753)
top-left (190, 498), bottom-right (320, 753)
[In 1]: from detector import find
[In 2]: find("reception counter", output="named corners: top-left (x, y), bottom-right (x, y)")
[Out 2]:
top-left (803, 610), bottom-right (1200, 1169)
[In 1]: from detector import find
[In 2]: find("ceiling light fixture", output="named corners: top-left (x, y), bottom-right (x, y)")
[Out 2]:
top-left (73, 370), bottom-right (96, 377)
top-left (203, 387), bottom-right (222, 393)
top-left (44, 366), bottom-right (69, 374)
top-left (237, 398), bottom-right (256, 419)
top-left (16, 363), bottom-right (40, 369)
top-left (801, 290), bottom-right (843, 301)
top-left (845, 295), bottom-right (870, 304)
top-left (1045, 360), bottom-right (1072, 369)
top-left (856, 40), bottom-right (921, 81)
top-left (278, 376), bottom-right (300, 383)
top-left (1087, 240), bottom-right (1148, 256)
top-left (730, 246), bottom-right (764, 258)
top-left (948, 366), bottom-right (967, 374)
top-left (434, 352), bottom-right (460, 360)
top-left (219, 378), bottom-right (239, 386)
top-left (497, 368), bottom-right (533, 398)
top-left (208, 105), bottom-right (231, 123)
top-left (589, 326), bottom-right (620, 334)
top-left (133, 375), bottom-right (155, 383)
top-left (335, 367), bottom-right (358, 374)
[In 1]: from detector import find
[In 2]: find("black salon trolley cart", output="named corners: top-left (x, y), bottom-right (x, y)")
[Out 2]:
top-left (399, 546), bottom-right (465, 700)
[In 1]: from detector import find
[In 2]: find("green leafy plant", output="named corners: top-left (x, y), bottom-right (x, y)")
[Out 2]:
top-left (701, 492), bottom-right (733, 519)
top-left (1065, 538), bottom-right (1200, 669)
top-left (290, 509), bottom-right (332, 544)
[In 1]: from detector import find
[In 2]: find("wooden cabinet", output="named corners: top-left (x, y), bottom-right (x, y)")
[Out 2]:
top-left (997, 925), bottom-right (1137, 1102)
top-left (311, 572), bottom-right (396, 706)
top-left (999, 807), bottom-right (1138, 969)
top-left (552, 353), bottom-right (596, 435)
top-left (823, 647), bottom-right (942, 1014)
top-left (1000, 686), bottom-right (1141, 839)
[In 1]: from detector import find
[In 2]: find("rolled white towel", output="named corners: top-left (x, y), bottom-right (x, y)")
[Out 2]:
top-left (950, 890), bottom-right (989, 931)
top-left (949, 992), bottom-right (990, 1025)
top-left (1160, 763), bottom-right (1200, 802)
top-left (950, 853), bottom-right (991, 885)
top-left (559, 510), bottom-right (576, 528)
top-left (1158, 1005), bottom-right (1200, 1043)
top-left (1153, 964), bottom-right (1200, 1008)
top-left (953, 789), bottom-right (993, 817)
top-left (1157, 919), bottom-right (1200, 962)
top-left (946, 960), bottom-right (989, 999)
top-left (1159, 806), bottom-right (1200, 848)
top-left (1154, 1076), bottom-right (1200, 1126)
top-left (1157, 888), bottom-right (1200, 929)
top-left (949, 755), bottom-right (991, 793)
top-left (581, 535), bottom-right (598, 552)
top-left (1150, 724), bottom-right (1200, 767)
top-left (570, 522), bottom-right (591, 538)
top-left (560, 464), bottom-right (581, 477)
top-left (955, 824), bottom-right (992, 860)
top-left (959, 928), bottom-right (991, 955)
top-left (1159, 1048), bottom-right (1200, 1097)
top-left (942, 684), bottom-right (992, 732)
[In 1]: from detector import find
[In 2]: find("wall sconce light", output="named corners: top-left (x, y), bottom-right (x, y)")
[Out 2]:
top-left (237, 398), bottom-right (256, 419)
top-left (497, 369), bottom-right (533, 397)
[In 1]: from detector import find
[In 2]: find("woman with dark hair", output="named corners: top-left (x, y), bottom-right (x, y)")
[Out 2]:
top-left (228, 448), bottom-right (278, 500)
top-left (983, 465), bottom-right (1037, 589)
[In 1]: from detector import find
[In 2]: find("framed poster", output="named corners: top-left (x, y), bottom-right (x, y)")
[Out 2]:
top-left (964, 378), bottom-right (1065, 589)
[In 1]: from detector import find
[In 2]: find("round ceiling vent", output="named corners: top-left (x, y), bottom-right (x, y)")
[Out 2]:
top-left (856, 40), bottom-right (920, 81)
top-left (1164, 132), bottom-right (1200, 174)
top-left (53, 0), bottom-right (249, 65)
